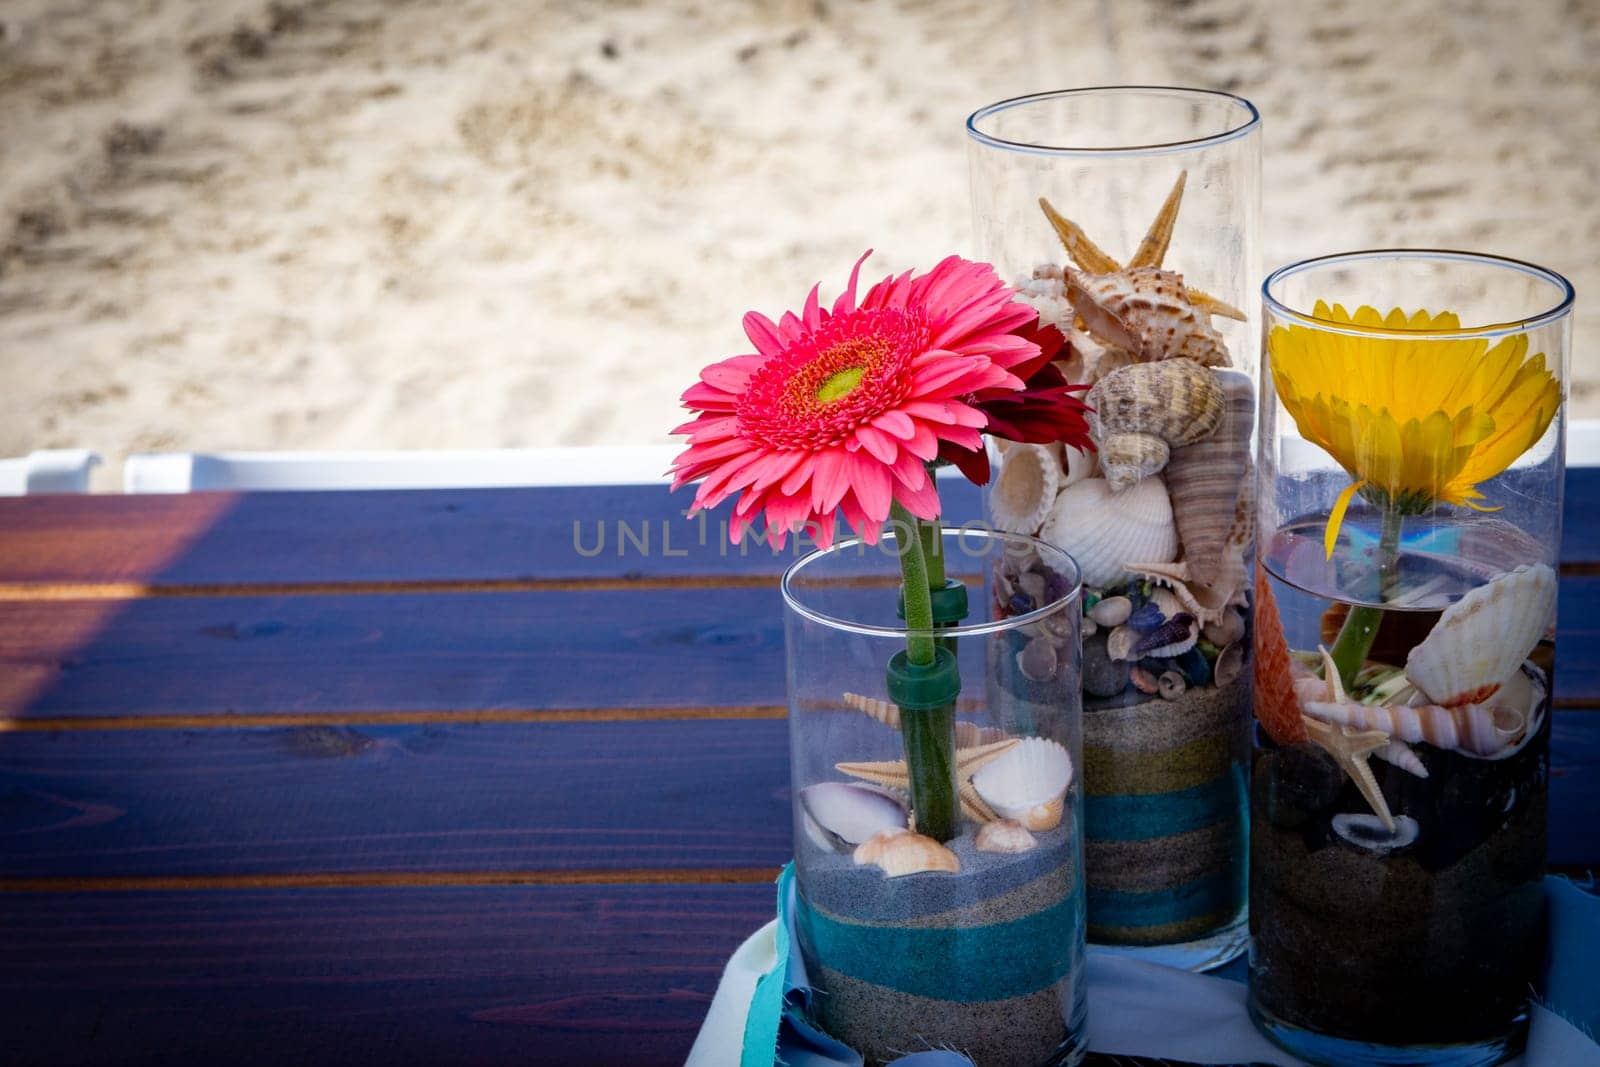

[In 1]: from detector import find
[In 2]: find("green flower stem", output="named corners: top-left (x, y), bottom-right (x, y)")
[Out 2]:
top-left (918, 514), bottom-right (946, 591)
top-left (1329, 504), bottom-right (1405, 690)
top-left (890, 502), bottom-right (958, 841)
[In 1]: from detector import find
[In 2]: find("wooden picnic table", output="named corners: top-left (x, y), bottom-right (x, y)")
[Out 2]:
top-left (1, 474), bottom-right (1596, 1065)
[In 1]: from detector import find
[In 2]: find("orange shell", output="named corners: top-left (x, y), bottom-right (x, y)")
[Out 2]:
top-left (1254, 570), bottom-right (1309, 745)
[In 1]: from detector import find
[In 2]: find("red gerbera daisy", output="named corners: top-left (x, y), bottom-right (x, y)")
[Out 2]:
top-left (670, 252), bottom-right (1042, 548)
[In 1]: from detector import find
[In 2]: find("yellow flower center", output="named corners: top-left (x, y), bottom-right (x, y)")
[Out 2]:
top-left (817, 366), bottom-right (865, 404)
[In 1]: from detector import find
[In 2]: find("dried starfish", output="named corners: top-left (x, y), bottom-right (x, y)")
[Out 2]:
top-left (1300, 648), bottom-right (1397, 831)
top-left (837, 738), bottom-right (1018, 824)
top-left (1037, 170), bottom-right (1247, 321)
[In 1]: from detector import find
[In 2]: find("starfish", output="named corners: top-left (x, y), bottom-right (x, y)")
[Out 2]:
top-left (1300, 648), bottom-right (1397, 831)
top-left (836, 738), bottom-right (1017, 824)
top-left (1037, 169), bottom-right (1247, 322)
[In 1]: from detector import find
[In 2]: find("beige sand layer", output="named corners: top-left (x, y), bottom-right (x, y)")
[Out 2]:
top-left (3, 0), bottom-right (1596, 488)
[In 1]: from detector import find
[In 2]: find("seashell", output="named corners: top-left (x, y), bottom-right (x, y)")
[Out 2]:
top-left (1373, 739), bottom-right (1429, 779)
top-left (1130, 666), bottom-right (1159, 695)
top-left (1017, 636), bottom-right (1059, 682)
top-left (1107, 624), bottom-right (1141, 662)
top-left (1089, 595), bottom-right (1132, 627)
top-left (1405, 564), bottom-right (1557, 708)
top-left (989, 443), bottom-right (1060, 535)
top-left (1134, 613), bottom-right (1198, 658)
top-left (1302, 698), bottom-right (1526, 758)
top-left (1081, 617), bottom-right (1097, 637)
top-left (1203, 607), bottom-right (1246, 648)
top-left (1097, 433), bottom-right (1169, 491)
top-left (1158, 670), bottom-right (1187, 700)
top-left (1038, 475), bottom-right (1177, 590)
top-left (1332, 813), bottom-right (1420, 855)
top-left (1127, 556), bottom-right (1244, 628)
top-left (1061, 444), bottom-right (1099, 487)
top-left (1253, 571), bottom-right (1309, 745)
top-left (800, 782), bottom-right (909, 852)
top-left (1214, 641), bottom-right (1244, 688)
top-left (972, 738), bottom-right (1073, 832)
top-left (1087, 359), bottom-right (1225, 451)
top-left (1065, 268), bottom-right (1232, 367)
top-left (840, 692), bottom-right (1008, 747)
top-left (853, 829), bottom-right (960, 877)
top-left (975, 819), bottom-right (1038, 854)
top-left (1150, 587), bottom-right (1185, 619)
top-left (1165, 370), bottom-right (1253, 586)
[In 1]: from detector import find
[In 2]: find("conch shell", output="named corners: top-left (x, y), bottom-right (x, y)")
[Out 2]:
top-left (1405, 563), bottom-right (1557, 708)
top-left (1302, 698), bottom-right (1525, 759)
top-left (1127, 478), bottom-right (1252, 626)
top-left (853, 829), bottom-right (960, 877)
top-left (989, 443), bottom-right (1060, 535)
top-left (1066, 267), bottom-right (1232, 368)
top-left (1086, 360), bottom-right (1224, 490)
top-left (1039, 475), bottom-right (1177, 590)
top-left (1165, 370), bottom-right (1253, 585)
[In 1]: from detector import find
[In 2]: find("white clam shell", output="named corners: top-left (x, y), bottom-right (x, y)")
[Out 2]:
top-left (853, 829), bottom-right (960, 877)
top-left (1405, 564), bottom-right (1557, 707)
top-left (799, 782), bottom-right (907, 852)
top-left (1039, 475), bottom-right (1177, 590)
top-left (975, 819), bottom-right (1038, 854)
top-left (972, 737), bottom-right (1073, 832)
top-left (989, 443), bottom-right (1060, 535)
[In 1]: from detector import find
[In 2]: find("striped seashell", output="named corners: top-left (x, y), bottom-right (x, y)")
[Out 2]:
top-left (1065, 267), bottom-right (1232, 367)
top-left (1133, 613), bottom-right (1198, 658)
top-left (853, 829), bottom-right (960, 877)
top-left (1087, 360), bottom-right (1224, 465)
top-left (989, 442), bottom-right (1060, 535)
top-left (1097, 433), bottom-right (1169, 492)
top-left (1165, 370), bottom-right (1254, 586)
top-left (1373, 739), bottom-right (1429, 778)
top-left (1405, 564), bottom-right (1557, 708)
top-left (1039, 475), bottom-right (1177, 590)
top-left (1302, 699), bottom-right (1526, 759)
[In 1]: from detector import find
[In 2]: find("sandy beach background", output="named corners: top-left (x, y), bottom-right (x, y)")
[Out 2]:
top-left (2, 0), bottom-right (1597, 487)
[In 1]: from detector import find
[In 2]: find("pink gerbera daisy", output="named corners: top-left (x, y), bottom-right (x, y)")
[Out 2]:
top-left (670, 252), bottom-right (1043, 548)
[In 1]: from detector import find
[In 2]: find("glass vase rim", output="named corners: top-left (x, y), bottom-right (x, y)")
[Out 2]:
top-left (1262, 248), bottom-right (1576, 339)
top-left (780, 527), bottom-right (1082, 640)
top-left (965, 86), bottom-right (1261, 158)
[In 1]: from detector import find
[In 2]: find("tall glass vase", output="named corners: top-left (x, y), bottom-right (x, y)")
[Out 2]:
top-left (782, 528), bottom-right (1087, 1066)
top-left (966, 87), bottom-right (1261, 969)
top-left (1250, 250), bottom-right (1572, 1067)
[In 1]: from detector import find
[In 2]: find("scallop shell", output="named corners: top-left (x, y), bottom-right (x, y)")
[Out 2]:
top-left (1097, 433), bottom-right (1169, 492)
top-left (971, 737), bottom-right (1073, 831)
top-left (1087, 359), bottom-right (1225, 451)
top-left (853, 829), bottom-right (960, 877)
top-left (989, 443), bottom-right (1060, 535)
top-left (800, 782), bottom-right (909, 852)
top-left (975, 819), bottom-right (1038, 854)
top-left (1065, 267), bottom-right (1231, 367)
top-left (1253, 570), bottom-right (1309, 744)
top-left (1038, 475), bottom-right (1177, 590)
top-left (1405, 564), bottom-right (1557, 707)
top-left (1165, 370), bottom-right (1253, 585)
top-left (1302, 698), bottom-right (1526, 758)
top-left (1061, 443), bottom-right (1099, 488)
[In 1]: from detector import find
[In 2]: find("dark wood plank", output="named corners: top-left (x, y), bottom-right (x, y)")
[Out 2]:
top-left (0, 588), bottom-right (785, 717)
top-left (0, 469), bottom-right (1594, 590)
top-left (0, 479), bottom-right (983, 587)
top-left (4, 578), bottom-right (1597, 720)
top-left (0, 882), bottom-right (774, 1066)
top-left (0, 720), bottom-right (791, 877)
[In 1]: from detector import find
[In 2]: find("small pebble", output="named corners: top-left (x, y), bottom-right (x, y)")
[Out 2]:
top-left (1082, 631), bottom-right (1131, 698)
top-left (1089, 595), bottom-right (1132, 627)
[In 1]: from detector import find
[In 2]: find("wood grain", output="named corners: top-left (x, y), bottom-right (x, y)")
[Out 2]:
top-left (0, 882), bottom-right (774, 1066)
top-left (0, 719), bottom-right (793, 878)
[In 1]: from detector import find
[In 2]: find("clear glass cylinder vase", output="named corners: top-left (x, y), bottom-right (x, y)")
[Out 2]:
top-left (782, 527), bottom-right (1087, 1067)
top-left (966, 87), bottom-right (1261, 969)
top-left (1250, 250), bottom-right (1573, 1067)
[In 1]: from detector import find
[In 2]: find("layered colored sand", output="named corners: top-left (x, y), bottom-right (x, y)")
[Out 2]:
top-left (1082, 672), bottom-right (1250, 945)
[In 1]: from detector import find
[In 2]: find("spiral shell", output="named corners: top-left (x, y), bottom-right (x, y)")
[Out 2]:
top-left (1165, 370), bottom-right (1253, 585)
top-left (1405, 564), bottom-right (1557, 708)
top-left (1096, 434), bottom-right (1169, 492)
top-left (1039, 475), bottom-right (1177, 590)
top-left (1302, 699), bottom-right (1525, 759)
top-left (1086, 361), bottom-right (1224, 490)
top-left (989, 442), bottom-right (1060, 535)
top-left (1066, 267), bottom-right (1232, 367)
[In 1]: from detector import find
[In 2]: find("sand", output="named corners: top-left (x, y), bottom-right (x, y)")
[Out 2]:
top-left (3, 0), bottom-right (1598, 488)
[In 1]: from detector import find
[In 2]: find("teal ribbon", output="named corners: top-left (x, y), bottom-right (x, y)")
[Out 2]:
top-left (792, 887), bottom-right (1082, 1003)
top-left (740, 866), bottom-right (794, 1067)
top-left (1084, 769), bottom-right (1246, 843)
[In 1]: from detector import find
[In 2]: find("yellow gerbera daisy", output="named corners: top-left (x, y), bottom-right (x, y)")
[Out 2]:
top-left (1267, 302), bottom-right (1562, 556)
